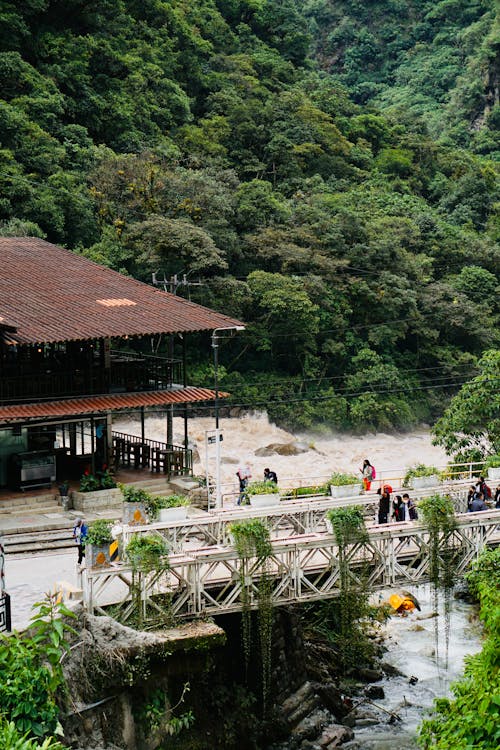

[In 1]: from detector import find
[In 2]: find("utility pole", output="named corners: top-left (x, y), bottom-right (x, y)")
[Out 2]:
top-left (152, 272), bottom-right (203, 445)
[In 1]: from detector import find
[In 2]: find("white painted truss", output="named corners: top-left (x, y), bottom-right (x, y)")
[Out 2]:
top-left (83, 508), bottom-right (500, 622)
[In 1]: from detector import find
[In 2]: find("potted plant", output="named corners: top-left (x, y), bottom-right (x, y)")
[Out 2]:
top-left (73, 470), bottom-right (122, 512)
top-left (155, 495), bottom-right (190, 522)
top-left (125, 533), bottom-right (170, 572)
top-left (485, 455), bottom-right (500, 482)
top-left (404, 464), bottom-right (440, 489)
top-left (85, 519), bottom-right (114, 568)
top-left (120, 484), bottom-right (150, 525)
top-left (246, 480), bottom-right (281, 508)
top-left (329, 472), bottom-right (362, 499)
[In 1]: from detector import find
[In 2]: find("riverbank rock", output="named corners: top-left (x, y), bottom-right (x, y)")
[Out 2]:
top-left (319, 725), bottom-right (354, 748)
top-left (258, 441), bottom-right (310, 456)
top-left (349, 667), bottom-right (383, 683)
top-left (454, 580), bottom-right (476, 603)
top-left (310, 682), bottom-right (345, 719)
top-left (365, 685), bottom-right (385, 699)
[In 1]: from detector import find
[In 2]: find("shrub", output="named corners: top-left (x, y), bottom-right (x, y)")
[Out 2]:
top-left (403, 464), bottom-right (439, 486)
top-left (246, 480), bottom-right (280, 496)
top-left (125, 534), bottom-right (169, 572)
top-left (328, 472), bottom-right (359, 486)
top-left (86, 519), bottom-right (114, 546)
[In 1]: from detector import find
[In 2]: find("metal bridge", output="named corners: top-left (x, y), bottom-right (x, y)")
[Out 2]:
top-left (82, 504), bottom-right (500, 623)
top-left (119, 480), bottom-right (472, 553)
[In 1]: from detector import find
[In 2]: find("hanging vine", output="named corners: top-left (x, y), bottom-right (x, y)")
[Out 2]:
top-left (419, 494), bottom-right (458, 668)
top-left (125, 533), bottom-right (171, 629)
top-left (326, 506), bottom-right (369, 673)
top-left (229, 519), bottom-right (273, 713)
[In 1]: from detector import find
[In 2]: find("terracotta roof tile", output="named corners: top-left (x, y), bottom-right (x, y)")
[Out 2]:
top-left (0, 238), bottom-right (244, 344)
top-left (0, 388), bottom-right (226, 422)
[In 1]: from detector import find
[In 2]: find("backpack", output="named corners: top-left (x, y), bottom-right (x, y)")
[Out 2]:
top-left (371, 465), bottom-right (376, 479)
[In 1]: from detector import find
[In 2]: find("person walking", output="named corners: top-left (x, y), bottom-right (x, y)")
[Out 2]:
top-left (236, 464), bottom-right (252, 505)
top-left (73, 518), bottom-right (88, 565)
top-left (360, 459), bottom-right (374, 491)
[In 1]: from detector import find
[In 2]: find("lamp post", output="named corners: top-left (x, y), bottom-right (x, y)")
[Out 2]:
top-left (211, 326), bottom-right (245, 508)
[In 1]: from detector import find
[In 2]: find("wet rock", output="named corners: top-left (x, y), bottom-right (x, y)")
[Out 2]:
top-left (365, 685), bottom-right (385, 699)
top-left (454, 580), bottom-right (476, 603)
top-left (221, 455), bottom-right (239, 464)
top-left (319, 725), bottom-right (354, 748)
top-left (355, 717), bottom-right (380, 727)
top-left (265, 442), bottom-right (309, 456)
top-left (255, 446), bottom-right (278, 456)
top-left (291, 709), bottom-right (327, 741)
top-left (311, 682), bottom-right (345, 719)
top-left (409, 623), bottom-right (426, 632)
top-left (380, 661), bottom-right (404, 677)
top-left (351, 667), bottom-right (383, 683)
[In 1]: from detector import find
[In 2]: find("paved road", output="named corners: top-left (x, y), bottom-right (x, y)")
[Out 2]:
top-left (5, 550), bottom-right (80, 630)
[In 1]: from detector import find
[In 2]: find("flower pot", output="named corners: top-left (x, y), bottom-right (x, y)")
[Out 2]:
top-left (86, 542), bottom-right (112, 569)
top-left (249, 494), bottom-right (281, 508)
top-left (411, 475), bottom-right (439, 489)
top-left (72, 487), bottom-right (123, 513)
top-left (158, 506), bottom-right (189, 522)
top-left (122, 501), bottom-right (148, 526)
top-left (330, 484), bottom-right (362, 499)
top-left (487, 467), bottom-right (500, 481)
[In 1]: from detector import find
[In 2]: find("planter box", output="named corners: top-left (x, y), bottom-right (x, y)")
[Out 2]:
top-left (249, 493), bottom-right (281, 508)
top-left (411, 475), bottom-right (439, 490)
top-left (123, 501), bottom-right (148, 526)
top-left (86, 542), bottom-right (112, 569)
top-left (487, 467), bottom-right (500, 481)
top-left (158, 506), bottom-right (189, 523)
top-left (330, 484), bottom-right (362, 499)
top-left (73, 487), bottom-right (123, 513)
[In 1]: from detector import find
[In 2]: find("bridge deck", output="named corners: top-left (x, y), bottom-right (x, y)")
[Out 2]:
top-left (83, 508), bottom-right (500, 622)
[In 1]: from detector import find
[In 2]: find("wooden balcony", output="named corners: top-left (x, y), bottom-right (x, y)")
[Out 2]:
top-left (0, 351), bottom-right (183, 404)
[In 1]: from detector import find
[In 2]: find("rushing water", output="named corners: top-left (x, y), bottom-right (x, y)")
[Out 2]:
top-left (347, 584), bottom-right (482, 749)
top-left (114, 411), bottom-right (449, 491)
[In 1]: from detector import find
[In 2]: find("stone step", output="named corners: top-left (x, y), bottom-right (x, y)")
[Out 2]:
top-left (0, 493), bottom-right (58, 512)
top-left (3, 504), bottom-right (63, 516)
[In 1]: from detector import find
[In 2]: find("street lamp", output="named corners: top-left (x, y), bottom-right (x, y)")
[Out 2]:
top-left (211, 326), bottom-right (245, 508)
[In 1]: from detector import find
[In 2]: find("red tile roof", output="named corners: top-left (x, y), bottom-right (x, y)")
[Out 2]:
top-left (0, 237), bottom-right (244, 344)
top-left (0, 388), bottom-right (226, 422)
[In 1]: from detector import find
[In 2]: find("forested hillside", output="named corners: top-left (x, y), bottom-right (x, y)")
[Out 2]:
top-left (1, 0), bottom-right (498, 432)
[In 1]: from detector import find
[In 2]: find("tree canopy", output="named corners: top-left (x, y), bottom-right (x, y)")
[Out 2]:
top-left (0, 0), bottom-right (498, 432)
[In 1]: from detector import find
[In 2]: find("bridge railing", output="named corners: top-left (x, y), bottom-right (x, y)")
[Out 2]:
top-left (213, 460), bottom-right (487, 508)
top-left (120, 477), bottom-right (475, 553)
top-left (83, 509), bottom-right (500, 621)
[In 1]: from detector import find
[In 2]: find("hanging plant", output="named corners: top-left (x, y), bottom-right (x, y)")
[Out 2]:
top-left (419, 494), bottom-right (458, 668)
top-left (326, 506), bottom-right (369, 673)
top-left (229, 519), bottom-right (273, 713)
top-left (125, 534), bottom-right (170, 629)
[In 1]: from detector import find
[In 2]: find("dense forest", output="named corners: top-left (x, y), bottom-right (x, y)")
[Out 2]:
top-left (1, 0), bottom-right (498, 432)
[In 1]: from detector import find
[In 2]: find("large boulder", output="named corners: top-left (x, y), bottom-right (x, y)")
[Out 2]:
top-left (265, 442), bottom-right (309, 456)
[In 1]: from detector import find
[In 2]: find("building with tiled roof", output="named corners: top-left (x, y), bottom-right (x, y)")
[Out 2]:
top-left (0, 238), bottom-right (244, 492)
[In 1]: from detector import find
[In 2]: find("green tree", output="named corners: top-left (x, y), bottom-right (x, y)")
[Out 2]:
top-left (432, 349), bottom-right (500, 458)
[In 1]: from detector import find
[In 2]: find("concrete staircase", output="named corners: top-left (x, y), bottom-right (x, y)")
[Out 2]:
top-left (0, 492), bottom-right (62, 516)
top-left (0, 477), bottom-right (201, 557)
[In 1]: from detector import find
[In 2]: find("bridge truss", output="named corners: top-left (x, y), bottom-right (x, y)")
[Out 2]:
top-left (83, 509), bottom-right (500, 622)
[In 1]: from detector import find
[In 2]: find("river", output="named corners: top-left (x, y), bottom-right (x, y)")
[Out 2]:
top-left (343, 583), bottom-right (482, 749)
top-left (114, 411), bottom-right (449, 491)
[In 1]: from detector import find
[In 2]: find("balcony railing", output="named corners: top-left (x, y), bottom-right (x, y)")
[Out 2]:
top-left (0, 351), bottom-right (183, 404)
